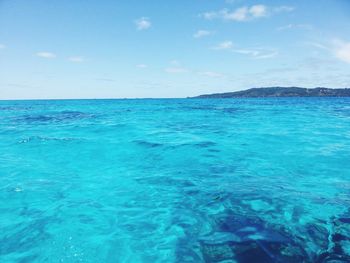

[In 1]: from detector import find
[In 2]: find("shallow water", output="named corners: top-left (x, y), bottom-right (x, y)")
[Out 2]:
top-left (0, 98), bottom-right (350, 263)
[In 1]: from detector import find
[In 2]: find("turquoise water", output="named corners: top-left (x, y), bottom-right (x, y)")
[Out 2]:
top-left (1, 98), bottom-right (350, 263)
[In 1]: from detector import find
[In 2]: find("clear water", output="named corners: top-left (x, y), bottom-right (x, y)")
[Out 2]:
top-left (1, 98), bottom-right (350, 263)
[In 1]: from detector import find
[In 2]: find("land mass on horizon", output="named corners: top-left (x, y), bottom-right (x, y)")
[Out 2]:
top-left (191, 87), bottom-right (350, 98)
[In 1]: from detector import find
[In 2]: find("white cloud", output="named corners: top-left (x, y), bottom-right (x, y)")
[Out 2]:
top-left (233, 48), bottom-right (278, 59)
top-left (274, 6), bottom-right (295, 13)
top-left (234, 49), bottom-right (259, 56)
top-left (306, 41), bottom-right (329, 50)
top-left (213, 41), bottom-right (234, 50)
top-left (0, 44), bottom-right (6, 49)
top-left (165, 67), bottom-right (188, 74)
top-left (210, 5), bottom-right (267, 22)
top-left (36, 52), bottom-right (56, 59)
top-left (249, 5), bottom-right (267, 18)
top-left (201, 4), bottom-right (293, 22)
top-left (165, 60), bottom-right (189, 73)
top-left (277, 24), bottom-right (312, 31)
top-left (254, 51), bottom-right (279, 59)
top-left (170, 60), bottom-right (181, 65)
top-left (193, 30), bottom-right (213, 38)
top-left (68, 56), bottom-right (85, 63)
top-left (135, 17), bottom-right (151, 30)
top-left (227, 7), bottom-right (250, 21)
top-left (198, 71), bottom-right (224, 78)
top-left (333, 40), bottom-right (350, 63)
top-left (305, 40), bottom-right (350, 64)
top-left (201, 11), bottom-right (218, 20)
top-left (136, 64), bottom-right (147, 68)
top-left (213, 41), bottom-right (278, 59)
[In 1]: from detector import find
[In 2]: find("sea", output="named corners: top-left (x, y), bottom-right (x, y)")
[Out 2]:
top-left (0, 98), bottom-right (350, 263)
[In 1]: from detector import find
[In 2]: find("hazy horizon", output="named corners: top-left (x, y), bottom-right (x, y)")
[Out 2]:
top-left (1, 0), bottom-right (350, 99)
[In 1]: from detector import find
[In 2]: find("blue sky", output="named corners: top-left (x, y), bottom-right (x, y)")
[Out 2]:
top-left (0, 0), bottom-right (350, 99)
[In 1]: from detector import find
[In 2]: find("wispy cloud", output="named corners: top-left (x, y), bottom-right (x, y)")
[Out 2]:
top-left (193, 30), bottom-right (213, 38)
top-left (252, 50), bottom-right (278, 59)
top-left (135, 17), bottom-right (151, 30)
top-left (213, 41), bottom-right (278, 59)
top-left (209, 5), bottom-right (268, 21)
top-left (305, 41), bottom-right (329, 50)
top-left (68, 56), bottom-right (85, 63)
top-left (0, 44), bottom-right (6, 49)
top-left (201, 4), bottom-right (294, 22)
top-left (333, 40), bottom-right (350, 63)
top-left (277, 24), bottom-right (312, 31)
top-left (136, 64), bottom-right (147, 68)
top-left (213, 41), bottom-right (234, 50)
top-left (96, 78), bottom-right (115, 82)
top-left (249, 5), bottom-right (268, 18)
top-left (165, 67), bottom-right (188, 74)
top-left (305, 39), bottom-right (350, 64)
top-left (234, 48), bottom-right (278, 59)
top-left (170, 60), bottom-right (180, 65)
top-left (232, 48), bottom-right (278, 59)
top-left (198, 71), bottom-right (224, 78)
top-left (36, 51), bottom-right (56, 59)
top-left (165, 60), bottom-right (188, 73)
top-left (274, 6), bottom-right (295, 13)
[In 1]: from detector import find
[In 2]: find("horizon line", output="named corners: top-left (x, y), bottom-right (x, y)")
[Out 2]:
top-left (1, 86), bottom-right (349, 101)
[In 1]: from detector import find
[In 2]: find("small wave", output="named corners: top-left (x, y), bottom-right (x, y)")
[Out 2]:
top-left (166, 141), bottom-right (217, 150)
top-left (19, 136), bottom-right (80, 144)
top-left (133, 140), bottom-right (163, 148)
top-left (0, 106), bottom-right (33, 111)
top-left (15, 111), bottom-right (94, 124)
top-left (195, 141), bottom-right (217, 148)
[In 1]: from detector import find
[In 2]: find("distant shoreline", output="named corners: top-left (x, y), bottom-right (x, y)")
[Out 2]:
top-left (190, 87), bottom-right (350, 98)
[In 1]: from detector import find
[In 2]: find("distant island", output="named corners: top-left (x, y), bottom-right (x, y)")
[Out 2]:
top-left (191, 87), bottom-right (350, 98)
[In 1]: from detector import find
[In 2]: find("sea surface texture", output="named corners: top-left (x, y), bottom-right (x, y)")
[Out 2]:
top-left (1, 98), bottom-right (350, 263)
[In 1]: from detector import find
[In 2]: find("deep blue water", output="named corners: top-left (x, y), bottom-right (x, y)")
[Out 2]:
top-left (1, 98), bottom-right (350, 263)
